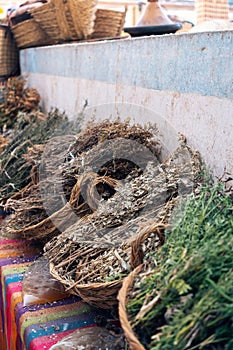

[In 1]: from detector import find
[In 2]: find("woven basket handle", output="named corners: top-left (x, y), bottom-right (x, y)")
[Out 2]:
top-left (130, 222), bottom-right (166, 269)
top-left (117, 264), bottom-right (146, 350)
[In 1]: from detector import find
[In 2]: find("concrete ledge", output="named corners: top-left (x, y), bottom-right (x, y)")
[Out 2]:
top-left (20, 31), bottom-right (233, 181)
top-left (21, 31), bottom-right (233, 98)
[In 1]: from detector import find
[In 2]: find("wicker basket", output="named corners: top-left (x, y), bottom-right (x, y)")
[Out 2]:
top-left (50, 261), bottom-right (123, 309)
top-left (11, 18), bottom-right (51, 49)
top-left (0, 25), bottom-right (20, 80)
top-left (118, 264), bottom-right (145, 350)
top-left (68, 0), bottom-right (97, 39)
top-left (46, 222), bottom-right (166, 309)
top-left (91, 8), bottom-right (127, 39)
top-left (30, 0), bottom-right (97, 43)
top-left (48, 240), bottom-right (132, 309)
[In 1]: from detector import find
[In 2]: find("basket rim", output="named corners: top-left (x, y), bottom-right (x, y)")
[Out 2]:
top-left (11, 18), bottom-right (38, 28)
top-left (117, 264), bottom-right (146, 350)
top-left (50, 261), bottom-right (124, 290)
top-left (50, 261), bottom-right (123, 308)
top-left (11, 17), bottom-right (51, 49)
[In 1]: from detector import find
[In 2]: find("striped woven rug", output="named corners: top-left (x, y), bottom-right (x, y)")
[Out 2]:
top-left (0, 215), bottom-right (113, 350)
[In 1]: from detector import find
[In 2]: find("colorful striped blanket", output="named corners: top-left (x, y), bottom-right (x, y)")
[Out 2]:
top-left (0, 217), bottom-right (112, 350)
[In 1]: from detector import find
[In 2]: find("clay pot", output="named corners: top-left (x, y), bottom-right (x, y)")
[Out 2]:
top-left (136, 0), bottom-right (173, 26)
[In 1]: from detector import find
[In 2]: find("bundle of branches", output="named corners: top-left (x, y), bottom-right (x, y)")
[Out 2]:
top-left (45, 213), bottom-right (169, 309)
top-left (2, 184), bottom-right (48, 236)
top-left (38, 118), bottom-right (161, 212)
top-left (45, 195), bottom-right (177, 285)
top-left (45, 134), bottom-right (203, 245)
top-left (42, 137), bottom-right (205, 308)
top-left (0, 108), bottom-right (76, 203)
top-left (2, 119), bottom-right (162, 242)
top-left (2, 173), bottom-right (121, 243)
top-left (122, 183), bottom-right (233, 350)
top-left (0, 77), bottom-right (41, 131)
top-left (68, 119), bottom-right (160, 160)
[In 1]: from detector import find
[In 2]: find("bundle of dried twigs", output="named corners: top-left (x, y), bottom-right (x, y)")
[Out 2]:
top-left (0, 108), bottom-right (76, 204)
top-left (0, 77), bottom-right (42, 131)
top-left (2, 119), bottom-right (161, 243)
top-left (43, 136), bottom-right (204, 308)
top-left (45, 221), bottom-right (167, 309)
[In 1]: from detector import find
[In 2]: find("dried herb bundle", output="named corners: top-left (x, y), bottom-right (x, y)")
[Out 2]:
top-left (2, 119), bottom-right (162, 242)
top-left (0, 77), bottom-right (41, 131)
top-left (0, 109), bottom-right (76, 203)
top-left (3, 184), bottom-right (47, 233)
top-left (38, 118), bottom-right (161, 215)
top-left (126, 183), bottom-right (233, 350)
top-left (45, 134), bottom-right (203, 248)
top-left (3, 173), bottom-right (121, 242)
top-left (43, 137), bottom-right (205, 308)
top-left (68, 119), bottom-right (160, 159)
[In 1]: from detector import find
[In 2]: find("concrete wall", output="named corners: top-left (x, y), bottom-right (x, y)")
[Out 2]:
top-left (20, 30), bottom-right (233, 181)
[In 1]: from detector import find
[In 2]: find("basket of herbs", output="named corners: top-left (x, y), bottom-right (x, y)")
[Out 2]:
top-left (118, 183), bottom-right (233, 350)
top-left (2, 119), bottom-right (161, 243)
top-left (43, 135), bottom-right (204, 309)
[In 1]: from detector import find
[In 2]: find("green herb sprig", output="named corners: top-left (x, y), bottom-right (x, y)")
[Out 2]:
top-left (127, 183), bottom-right (233, 350)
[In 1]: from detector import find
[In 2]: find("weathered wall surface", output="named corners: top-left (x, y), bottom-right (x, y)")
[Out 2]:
top-left (20, 31), bottom-right (233, 180)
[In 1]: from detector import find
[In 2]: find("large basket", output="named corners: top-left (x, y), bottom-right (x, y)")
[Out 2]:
top-left (0, 25), bottom-right (20, 80)
top-left (46, 223), bottom-right (166, 309)
top-left (48, 240), bottom-right (132, 309)
top-left (118, 264), bottom-right (145, 350)
top-left (50, 261), bottom-right (123, 309)
top-left (30, 0), bottom-right (97, 43)
top-left (91, 8), bottom-right (127, 39)
top-left (11, 18), bottom-right (51, 49)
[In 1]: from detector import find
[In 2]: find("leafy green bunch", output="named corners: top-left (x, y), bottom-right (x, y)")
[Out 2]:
top-left (127, 183), bottom-right (233, 350)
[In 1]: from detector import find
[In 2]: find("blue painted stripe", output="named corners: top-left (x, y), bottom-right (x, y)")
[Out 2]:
top-left (24, 311), bottom-right (103, 349)
top-left (20, 31), bottom-right (233, 98)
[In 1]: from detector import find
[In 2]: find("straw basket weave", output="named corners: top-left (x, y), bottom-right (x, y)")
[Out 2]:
top-left (30, 0), bottom-right (97, 43)
top-left (118, 264), bottom-right (145, 350)
top-left (46, 223), bottom-right (166, 309)
top-left (91, 8), bottom-right (127, 39)
top-left (130, 222), bottom-right (166, 269)
top-left (50, 261), bottom-right (124, 309)
top-left (0, 25), bottom-right (20, 80)
top-left (11, 18), bottom-right (51, 49)
top-left (48, 240), bottom-right (132, 309)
